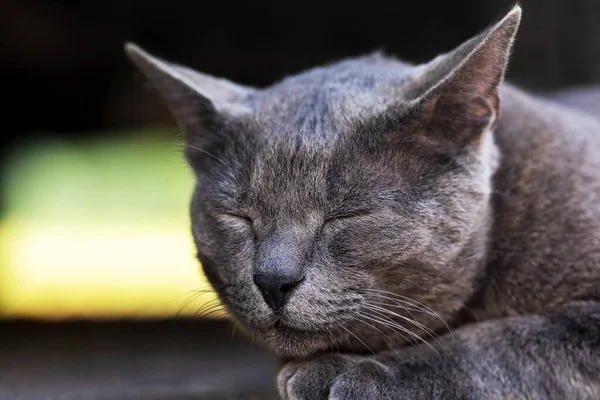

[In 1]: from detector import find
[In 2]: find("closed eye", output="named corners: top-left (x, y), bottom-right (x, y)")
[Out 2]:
top-left (323, 211), bottom-right (370, 226)
top-left (220, 213), bottom-right (253, 225)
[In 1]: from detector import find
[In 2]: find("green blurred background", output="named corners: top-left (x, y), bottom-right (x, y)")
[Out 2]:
top-left (0, 132), bottom-right (220, 319)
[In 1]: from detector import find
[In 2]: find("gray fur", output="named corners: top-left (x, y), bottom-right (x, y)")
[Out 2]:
top-left (126, 4), bottom-right (600, 399)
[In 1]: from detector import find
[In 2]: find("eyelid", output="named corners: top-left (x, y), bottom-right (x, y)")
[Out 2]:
top-left (220, 212), bottom-right (253, 223)
top-left (324, 211), bottom-right (369, 224)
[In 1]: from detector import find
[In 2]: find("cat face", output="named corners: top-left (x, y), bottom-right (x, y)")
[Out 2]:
top-left (126, 7), bottom-right (520, 356)
top-left (189, 115), bottom-right (496, 356)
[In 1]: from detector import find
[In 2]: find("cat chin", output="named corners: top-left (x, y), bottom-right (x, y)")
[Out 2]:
top-left (257, 326), bottom-right (337, 357)
top-left (236, 315), bottom-right (384, 356)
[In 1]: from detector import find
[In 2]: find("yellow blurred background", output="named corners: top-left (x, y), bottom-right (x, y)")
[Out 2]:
top-left (0, 130), bottom-right (225, 320)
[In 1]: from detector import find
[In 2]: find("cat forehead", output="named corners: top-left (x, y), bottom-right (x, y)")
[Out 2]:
top-left (243, 54), bottom-right (416, 138)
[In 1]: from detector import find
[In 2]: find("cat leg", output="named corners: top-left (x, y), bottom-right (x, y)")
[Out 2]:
top-left (278, 301), bottom-right (600, 400)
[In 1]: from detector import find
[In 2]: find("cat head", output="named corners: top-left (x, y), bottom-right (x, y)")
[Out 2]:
top-left (126, 6), bottom-right (521, 356)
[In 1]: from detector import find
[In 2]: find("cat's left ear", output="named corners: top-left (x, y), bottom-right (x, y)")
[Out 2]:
top-left (410, 6), bottom-right (521, 147)
top-left (125, 43), bottom-right (256, 169)
top-left (124, 43), bottom-right (254, 139)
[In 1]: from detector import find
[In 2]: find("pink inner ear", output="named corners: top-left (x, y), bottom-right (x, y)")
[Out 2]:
top-left (472, 92), bottom-right (499, 126)
top-left (472, 99), bottom-right (491, 118)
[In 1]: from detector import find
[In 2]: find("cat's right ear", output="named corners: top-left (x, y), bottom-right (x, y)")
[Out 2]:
top-left (406, 6), bottom-right (521, 148)
top-left (125, 43), bottom-right (254, 143)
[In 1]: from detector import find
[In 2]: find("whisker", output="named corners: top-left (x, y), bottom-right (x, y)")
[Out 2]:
top-left (370, 299), bottom-right (452, 346)
top-left (368, 298), bottom-right (429, 314)
top-left (127, 141), bottom-right (233, 168)
top-left (354, 313), bottom-right (419, 346)
top-left (363, 289), bottom-right (454, 339)
top-left (194, 301), bottom-right (225, 319)
top-left (367, 302), bottom-right (440, 340)
top-left (363, 291), bottom-right (442, 322)
top-left (172, 288), bottom-right (214, 302)
top-left (362, 306), bottom-right (441, 356)
top-left (360, 307), bottom-right (421, 347)
top-left (197, 305), bottom-right (226, 319)
top-left (367, 297), bottom-right (423, 328)
top-left (366, 304), bottom-right (446, 352)
top-left (176, 290), bottom-right (214, 317)
top-left (199, 299), bottom-right (223, 310)
top-left (341, 326), bottom-right (375, 356)
top-left (173, 142), bottom-right (231, 167)
top-left (200, 307), bottom-right (226, 319)
top-left (364, 289), bottom-right (439, 314)
top-left (193, 297), bottom-right (220, 312)
top-left (230, 323), bottom-right (238, 342)
top-left (324, 326), bottom-right (340, 354)
top-left (354, 313), bottom-right (401, 348)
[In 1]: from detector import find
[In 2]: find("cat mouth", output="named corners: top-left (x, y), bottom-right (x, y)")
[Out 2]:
top-left (259, 318), bottom-right (322, 336)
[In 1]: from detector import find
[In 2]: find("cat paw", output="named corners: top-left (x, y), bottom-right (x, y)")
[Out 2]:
top-left (278, 354), bottom-right (396, 400)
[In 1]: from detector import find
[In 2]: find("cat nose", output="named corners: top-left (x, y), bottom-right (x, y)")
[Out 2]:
top-left (253, 272), bottom-right (304, 312)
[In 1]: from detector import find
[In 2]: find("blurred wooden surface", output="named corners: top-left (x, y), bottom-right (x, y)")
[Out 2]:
top-left (0, 319), bottom-right (278, 400)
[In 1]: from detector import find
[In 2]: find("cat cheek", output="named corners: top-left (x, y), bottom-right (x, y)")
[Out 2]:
top-left (228, 227), bottom-right (255, 251)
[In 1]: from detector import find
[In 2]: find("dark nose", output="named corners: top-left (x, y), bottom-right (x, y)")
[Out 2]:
top-left (253, 273), bottom-right (304, 312)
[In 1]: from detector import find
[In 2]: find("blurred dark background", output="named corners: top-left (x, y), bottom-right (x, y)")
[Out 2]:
top-left (3, 0), bottom-right (600, 146)
top-left (1, 1), bottom-right (599, 399)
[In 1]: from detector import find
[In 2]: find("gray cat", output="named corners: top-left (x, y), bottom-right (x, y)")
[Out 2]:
top-left (126, 5), bottom-right (600, 399)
